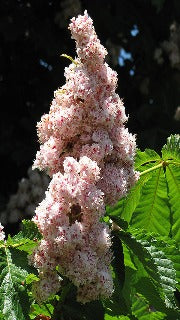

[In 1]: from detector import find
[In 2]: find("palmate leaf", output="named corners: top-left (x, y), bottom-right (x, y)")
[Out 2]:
top-left (108, 135), bottom-right (179, 237)
top-left (113, 219), bottom-right (180, 312)
top-left (106, 148), bottom-right (161, 223)
top-left (116, 229), bottom-right (178, 309)
top-left (0, 246), bottom-right (31, 320)
top-left (122, 262), bottom-right (168, 319)
top-left (122, 262), bottom-right (170, 319)
top-left (106, 174), bottom-right (151, 223)
top-left (135, 149), bottom-right (161, 172)
top-left (6, 220), bottom-right (42, 254)
top-left (130, 229), bottom-right (178, 308)
top-left (133, 135), bottom-right (180, 238)
top-left (161, 134), bottom-right (180, 162)
top-left (130, 167), bottom-right (170, 235)
top-left (162, 135), bottom-right (180, 242)
top-left (122, 263), bottom-right (179, 320)
top-left (6, 236), bottom-right (37, 254)
top-left (165, 165), bottom-right (180, 242)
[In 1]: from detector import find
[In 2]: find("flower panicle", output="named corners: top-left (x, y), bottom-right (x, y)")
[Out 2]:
top-left (30, 10), bottom-right (139, 304)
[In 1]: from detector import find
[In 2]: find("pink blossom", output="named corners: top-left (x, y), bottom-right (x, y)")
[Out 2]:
top-left (32, 270), bottom-right (62, 304)
top-left (0, 222), bottom-right (5, 241)
top-left (29, 157), bottom-right (113, 302)
top-left (30, 10), bottom-right (139, 304)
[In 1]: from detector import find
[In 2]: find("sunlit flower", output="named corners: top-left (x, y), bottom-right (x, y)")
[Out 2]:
top-left (30, 10), bottom-right (138, 304)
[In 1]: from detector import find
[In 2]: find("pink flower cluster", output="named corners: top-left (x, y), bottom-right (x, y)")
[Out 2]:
top-left (30, 157), bottom-right (112, 303)
top-left (30, 11), bottom-right (139, 303)
top-left (0, 223), bottom-right (5, 241)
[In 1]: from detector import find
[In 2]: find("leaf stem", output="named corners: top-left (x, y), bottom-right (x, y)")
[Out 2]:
top-left (140, 162), bottom-right (163, 176)
top-left (165, 160), bottom-right (180, 166)
top-left (139, 159), bottom-right (180, 177)
top-left (11, 241), bottom-right (30, 248)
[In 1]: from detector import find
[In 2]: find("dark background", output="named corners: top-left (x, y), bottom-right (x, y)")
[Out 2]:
top-left (0, 0), bottom-right (180, 216)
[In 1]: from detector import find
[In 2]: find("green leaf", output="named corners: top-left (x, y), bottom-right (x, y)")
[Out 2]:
top-left (29, 303), bottom-right (54, 319)
top-left (131, 292), bottom-right (166, 320)
top-left (165, 165), bottom-right (180, 242)
top-left (162, 134), bottom-right (180, 162)
top-left (149, 236), bottom-right (180, 291)
top-left (0, 246), bottom-right (31, 320)
top-left (122, 264), bottom-right (167, 318)
top-left (6, 235), bottom-right (37, 254)
top-left (105, 315), bottom-right (131, 320)
top-left (164, 244), bottom-right (180, 291)
top-left (103, 263), bottom-right (129, 318)
top-left (130, 229), bottom-right (178, 309)
top-left (125, 230), bottom-right (180, 298)
top-left (117, 229), bottom-right (177, 309)
top-left (135, 149), bottom-right (161, 171)
top-left (6, 220), bottom-right (42, 254)
top-left (130, 167), bottom-right (170, 235)
top-left (25, 273), bottom-right (39, 285)
top-left (107, 174), bottom-right (151, 223)
top-left (110, 217), bottom-right (128, 231)
top-left (19, 220), bottom-right (42, 241)
top-left (10, 248), bottom-right (36, 275)
top-left (123, 245), bottom-right (137, 271)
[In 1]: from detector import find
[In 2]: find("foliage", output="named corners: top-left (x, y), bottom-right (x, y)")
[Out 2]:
top-left (107, 134), bottom-right (180, 239)
top-left (0, 220), bottom-right (40, 320)
top-left (0, 135), bottom-right (179, 319)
